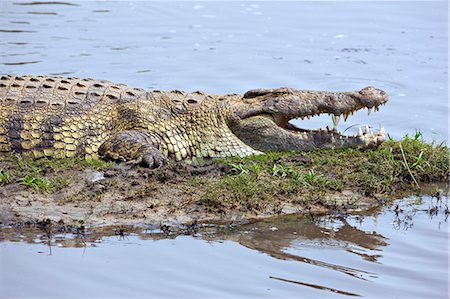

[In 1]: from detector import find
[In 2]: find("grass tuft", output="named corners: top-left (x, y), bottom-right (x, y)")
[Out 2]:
top-left (197, 134), bottom-right (449, 212)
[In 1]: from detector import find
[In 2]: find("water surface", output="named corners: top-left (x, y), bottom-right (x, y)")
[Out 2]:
top-left (1, 193), bottom-right (449, 298)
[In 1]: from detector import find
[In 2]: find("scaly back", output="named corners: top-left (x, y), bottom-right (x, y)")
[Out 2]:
top-left (0, 75), bottom-right (146, 158)
top-left (0, 75), bottom-right (146, 113)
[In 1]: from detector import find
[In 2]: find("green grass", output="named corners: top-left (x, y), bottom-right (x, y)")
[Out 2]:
top-left (0, 154), bottom-right (116, 192)
top-left (0, 133), bottom-right (448, 211)
top-left (197, 135), bottom-right (449, 212)
top-left (20, 174), bottom-right (51, 192)
top-left (0, 170), bottom-right (9, 184)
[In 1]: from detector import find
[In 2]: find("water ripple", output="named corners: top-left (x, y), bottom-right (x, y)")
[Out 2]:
top-left (0, 29), bottom-right (36, 33)
top-left (2, 60), bottom-right (40, 65)
top-left (14, 1), bottom-right (79, 6)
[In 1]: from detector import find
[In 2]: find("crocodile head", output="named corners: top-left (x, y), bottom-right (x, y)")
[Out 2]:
top-left (228, 86), bottom-right (388, 152)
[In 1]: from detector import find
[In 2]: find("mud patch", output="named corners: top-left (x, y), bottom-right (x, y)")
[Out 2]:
top-left (0, 138), bottom-right (448, 228)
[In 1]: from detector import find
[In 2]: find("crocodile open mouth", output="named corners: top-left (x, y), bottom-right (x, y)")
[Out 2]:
top-left (271, 102), bottom-right (387, 142)
top-left (229, 86), bottom-right (389, 151)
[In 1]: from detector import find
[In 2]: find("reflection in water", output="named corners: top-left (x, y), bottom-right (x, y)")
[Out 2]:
top-left (0, 193), bottom-right (448, 298)
top-left (210, 216), bottom-right (385, 282)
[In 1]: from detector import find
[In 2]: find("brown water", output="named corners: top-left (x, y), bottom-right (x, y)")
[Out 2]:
top-left (0, 1), bottom-right (449, 298)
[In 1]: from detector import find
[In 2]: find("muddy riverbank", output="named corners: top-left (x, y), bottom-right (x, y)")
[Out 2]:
top-left (0, 137), bottom-right (448, 229)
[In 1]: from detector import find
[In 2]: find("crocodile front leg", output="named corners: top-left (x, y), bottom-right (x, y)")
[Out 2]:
top-left (98, 130), bottom-right (167, 168)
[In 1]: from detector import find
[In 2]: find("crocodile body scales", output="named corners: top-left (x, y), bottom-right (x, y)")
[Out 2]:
top-left (0, 75), bottom-right (388, 167)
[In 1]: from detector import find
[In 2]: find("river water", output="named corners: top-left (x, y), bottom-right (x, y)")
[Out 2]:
top-left (0, 1), bottom-right (448, 298)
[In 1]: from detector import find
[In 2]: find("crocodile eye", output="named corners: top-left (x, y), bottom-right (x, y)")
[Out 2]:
top-left (187, 98), bottom-right (198, 104)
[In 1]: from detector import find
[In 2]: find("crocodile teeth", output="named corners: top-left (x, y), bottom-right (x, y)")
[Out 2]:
top-left (365, 125), bottom-right (370, 135)
top-left (367, 107), bottom-right (372, 116)
top-left (343, 112), bottom-right (349, 121)
top-left (379, 127), bottom-right (385, 136)
top-left (375, 105), bottom-right (380, 112)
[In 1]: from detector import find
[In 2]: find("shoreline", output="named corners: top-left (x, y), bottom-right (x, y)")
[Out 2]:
top-left (1, 137), bottom-right (448, 229)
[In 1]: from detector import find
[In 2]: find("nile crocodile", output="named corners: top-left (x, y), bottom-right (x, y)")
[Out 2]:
top-left (0, 75), bottom-right (388, 167)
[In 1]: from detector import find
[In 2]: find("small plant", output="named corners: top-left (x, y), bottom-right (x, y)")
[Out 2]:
top-left (228, 163), bottom-right (248, 175)
top-left (20, 174), bottom-right (51, 192)
top-left (0, 170), bottom-right (9, 184)
top-left (304, 170), bottom-right (319, 185)
top-left (270, 164), bottom-right (298, 178)
top-left (249, 162), bottom-right (262, 176)
top-left (412, 130), bottom-right (423, 141)
top-left (410, 151), bottom-right (425, 169)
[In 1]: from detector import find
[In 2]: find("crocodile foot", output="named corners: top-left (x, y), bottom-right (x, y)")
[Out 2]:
top-left (99, 130), bottom-right (167, 168)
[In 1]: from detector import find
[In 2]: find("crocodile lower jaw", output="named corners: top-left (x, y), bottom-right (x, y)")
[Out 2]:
top-left (272, 103), bottom-right (387, 143)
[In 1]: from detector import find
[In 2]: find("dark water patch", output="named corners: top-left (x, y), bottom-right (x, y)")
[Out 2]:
top-left (0, 29), bottom-right (36, 33)
top-left (8, 42), bottom-right (29, 45)
top-left (14, 1), bottom-right (79, 6)
top-left (341, 48), bottom-right (371, 53)
top-left (27, 11), bottom-right (58, 15)
top-left (9, 21), bottom-right (31, 24)
top-left (136, 69), bottom-right (152, 73)
top-left (110, 47), bottom-right (130, 51)
top-left (2, 60), bottom-right (40, 65)
top-left (92, 10), bottom-right (110, 13)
